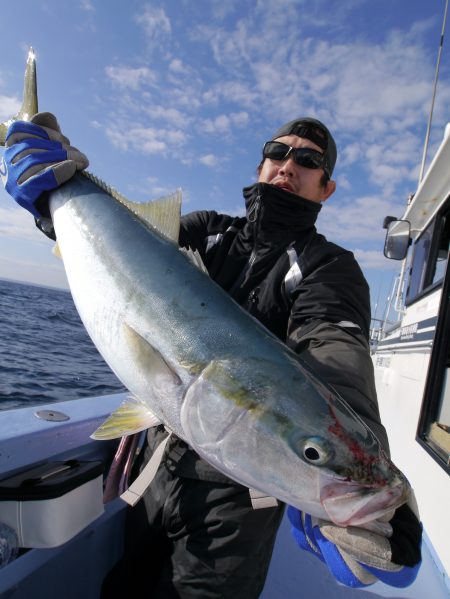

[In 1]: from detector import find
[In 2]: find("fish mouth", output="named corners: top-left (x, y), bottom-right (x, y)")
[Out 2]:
top-left (319, 477), bottom-right (410, 528)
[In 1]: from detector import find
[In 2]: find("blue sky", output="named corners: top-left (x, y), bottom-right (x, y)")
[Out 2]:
top-left (1, 0), bottom-right (449, 319)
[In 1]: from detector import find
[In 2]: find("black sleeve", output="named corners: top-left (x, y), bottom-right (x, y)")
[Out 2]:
top-left (286, 252), bottom-right (389, 453)
top-left (289, 249), bottom-right (371, 339)
top-left (179, 210), bottom-right (213, 254)
top-left (35, 216), bottom-right (56, 240)
top-left (288, 321), bottom-right (389, 453)
top-left (34, 192), bottom-right (56, 240)
top-left (179, 210), bottom-right (239, 267)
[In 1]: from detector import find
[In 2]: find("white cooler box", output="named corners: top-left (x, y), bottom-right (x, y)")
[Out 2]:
top-left (0, 460), bottom-right (105, 548)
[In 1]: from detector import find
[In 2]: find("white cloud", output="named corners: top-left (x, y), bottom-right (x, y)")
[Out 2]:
top-left (318, 194), bottom-right (402, 245)
top-left (337, 174), bottom-right (351, 191)
top-left (341, 142), bottom-right (363, 167)
top-left (105, 123), bottom-right (188, 155)
top-left (201, 112), bottom-right (249, 135)
top-left (127, 176), bottom-right (179, 200)
top-left (80, 0), bottom-right (95, 12)
top-left (208, 0), bottom-right (241, 21)
top-left (216, 203), bottom-right (245, 217)
top-left (198, 14), bottom-right (428, 124)
top-left (0, 205), bottom-right (48, 243)
top-left (353, 248), bottom-right (400, 271)
top-left (205, 81), bottom-right (258, 111)
top-left (203, 115), bottom-right (231, 135)
top-left (168, 86), bottom-right (202, 111)
top-left (199, 154), bottom-right (218, 167)
top-left (169, 59), bottom-right (184, 73)
top-left (94, 3), bottom-right (443, 231)
top-left (0, 201), bottom-right (66, 288)
top-left (0, 254), bottom-right (67, 289)
top-left (192, 10), bottom-right (444, 200)
top-left (144, 105), bottom-right (188, 129)
top-left (135, 5), bottom-right (171, 47)
top-left (105, 66), bottom-right (156, 90)
top-left (77, 0), bottom-right (96, 32)
top-left (0, 95), bottom-right (20, 121)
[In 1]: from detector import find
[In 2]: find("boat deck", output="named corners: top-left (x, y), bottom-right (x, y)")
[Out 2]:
top-left (0, 394), bottom-right (448, 598)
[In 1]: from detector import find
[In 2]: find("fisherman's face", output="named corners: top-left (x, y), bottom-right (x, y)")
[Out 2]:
top-left (258, 134), bottom-right (336, 203)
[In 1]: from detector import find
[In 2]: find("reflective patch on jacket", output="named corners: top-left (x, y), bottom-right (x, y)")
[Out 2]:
top-left (283, 245), bottom-right (304, 300)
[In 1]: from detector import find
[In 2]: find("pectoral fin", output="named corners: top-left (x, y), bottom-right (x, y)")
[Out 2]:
top-left (91, 397), bottom-right (162, 440)
top-left (123, 322), bottom-right (182, 387)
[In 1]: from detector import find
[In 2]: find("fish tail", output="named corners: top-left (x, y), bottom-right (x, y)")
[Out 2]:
top-left (0, 48), bottom-right (38, 146)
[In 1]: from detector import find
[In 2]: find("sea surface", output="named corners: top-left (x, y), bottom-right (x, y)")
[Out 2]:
top-left (0, 278), bottom-right (125, 411)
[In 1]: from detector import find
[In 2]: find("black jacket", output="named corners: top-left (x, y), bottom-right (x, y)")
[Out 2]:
top-left (180, 182), bottom-right (370, 340)
top-left (157, 182), bottom-right (389, 482)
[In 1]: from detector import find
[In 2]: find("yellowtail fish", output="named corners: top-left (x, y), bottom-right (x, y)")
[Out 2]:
top-left (0, 50), bottom-right (411, 528)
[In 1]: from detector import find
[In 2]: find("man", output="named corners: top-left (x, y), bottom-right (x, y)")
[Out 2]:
top-left (1, 114), bottom-right (422, 597)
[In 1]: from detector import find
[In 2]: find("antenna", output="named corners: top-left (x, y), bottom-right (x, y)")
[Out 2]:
top-left (418, 0), bottom-right (449, 182)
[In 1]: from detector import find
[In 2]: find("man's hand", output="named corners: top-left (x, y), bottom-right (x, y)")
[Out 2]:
top-left (0, 112), bottom-right (88, 218)
top-left (287, 495), bottom-right (422, 588)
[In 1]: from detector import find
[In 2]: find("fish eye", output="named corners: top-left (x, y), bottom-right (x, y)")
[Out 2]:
top-left (302, 437), bottom-right (332, 465)
top-left (304, 446), bottom-right (321, 461)
top-left (290, 435), bottom-right (332, 466)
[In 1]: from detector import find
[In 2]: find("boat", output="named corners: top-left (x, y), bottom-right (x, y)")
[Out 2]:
top-left (1, 49), bottom-right (449, 599)
top-left (367, 121), bottom-right (450, 598)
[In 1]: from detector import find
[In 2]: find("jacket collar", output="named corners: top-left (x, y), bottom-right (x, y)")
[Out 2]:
top-left (242, 182), bottom-right (321, 239)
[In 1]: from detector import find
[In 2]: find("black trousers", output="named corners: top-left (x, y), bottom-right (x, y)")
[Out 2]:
top-left (101, 440), bottom-right (285, 598)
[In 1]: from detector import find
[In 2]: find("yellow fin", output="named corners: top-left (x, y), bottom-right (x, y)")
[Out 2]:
top-left (52, 242), bottom-right (62, 259)
top-left (90, 397), bottom-right (162, 440)
top-left (179, 247), bottom-right (209, 275)
top-left (0, 48), bottom-right (38, 147)
top-left (121, 189), bottom-right (182, 243)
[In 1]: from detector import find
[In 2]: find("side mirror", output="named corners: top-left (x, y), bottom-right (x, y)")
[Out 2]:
top-left (384, 219), bottom-right (411, 260)
top-left (382, 215), bottom-right (398, 229)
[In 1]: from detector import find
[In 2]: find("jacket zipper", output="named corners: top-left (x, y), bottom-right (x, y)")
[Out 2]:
top-left (229, 194), bottom-right (262, 298)
top-left (247, 193), bottom-right (261, 224)
top-left (246, 193), bottom-right (261, 269)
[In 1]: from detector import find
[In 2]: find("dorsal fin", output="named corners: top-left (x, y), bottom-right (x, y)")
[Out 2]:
top-left (120, 189), bottom-right (182, 243)
top-left (179, 247), bottom-right (209, 275)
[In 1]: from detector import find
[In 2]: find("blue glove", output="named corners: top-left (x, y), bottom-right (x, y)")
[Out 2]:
top-left (0, 112), bottom-right (88, 218)
top-left (288, 497), bottom-right (422, 588)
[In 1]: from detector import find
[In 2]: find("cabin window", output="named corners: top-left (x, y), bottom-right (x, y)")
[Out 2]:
top-left (417, 208), bottom-right (450, 471)
top-left (430, 216), bottom-right (450, 286)
top-left (406, 211), bottom-right (450, 305)
top-left (418, 303), bottom-right (450, 471)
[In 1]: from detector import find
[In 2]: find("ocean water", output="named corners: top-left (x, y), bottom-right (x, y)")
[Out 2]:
top-left (0, 278), bottom-right (125, 411)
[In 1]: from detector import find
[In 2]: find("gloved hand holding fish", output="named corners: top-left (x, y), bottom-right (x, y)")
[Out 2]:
top-left (1, 112), bottom-right (88, 218)
top-left (288, 493), bottom-right (422, 588)
top-left (0, 51), bottom-right (422, 589)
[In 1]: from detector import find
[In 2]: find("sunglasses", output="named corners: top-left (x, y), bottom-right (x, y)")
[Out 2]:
top-left (262, 141), bottom-right (329, 177)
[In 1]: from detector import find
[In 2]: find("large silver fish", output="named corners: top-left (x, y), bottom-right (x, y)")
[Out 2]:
top-left (1, 50), bottom-right (411, 527)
